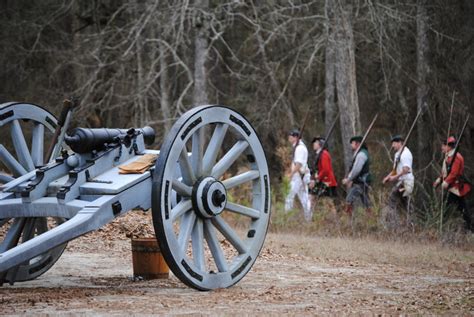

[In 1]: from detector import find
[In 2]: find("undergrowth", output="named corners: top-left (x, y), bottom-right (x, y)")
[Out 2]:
top-left (264, 176), bottom-right (474, 248)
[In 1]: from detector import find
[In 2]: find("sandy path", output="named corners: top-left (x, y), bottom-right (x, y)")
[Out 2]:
top-left (1, 229), bottom-right (473, 315)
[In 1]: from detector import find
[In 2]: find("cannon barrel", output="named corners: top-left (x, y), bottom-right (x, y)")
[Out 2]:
top-left (64, 126), bottom-right (155, 153)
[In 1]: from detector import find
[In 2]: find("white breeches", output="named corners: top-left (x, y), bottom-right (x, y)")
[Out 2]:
top-left (285, 174), bottom-right (312, 221)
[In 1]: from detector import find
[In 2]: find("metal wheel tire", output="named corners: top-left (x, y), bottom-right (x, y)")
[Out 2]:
top-left (152, 105), bottom-right (271, 290)
top-left (0, 102), bottom-right (67, 283)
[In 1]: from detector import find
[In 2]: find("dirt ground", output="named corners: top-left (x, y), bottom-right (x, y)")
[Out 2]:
top-left (1, 212), bottom-right (473, 315)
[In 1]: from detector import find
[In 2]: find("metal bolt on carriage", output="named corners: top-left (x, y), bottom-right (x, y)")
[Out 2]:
top-left (0, 101), bottom-right (271, 290)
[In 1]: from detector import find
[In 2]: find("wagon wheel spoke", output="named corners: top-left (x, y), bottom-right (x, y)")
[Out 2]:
top-left (10, 120), bottom-right (35, 171)
top-left (204, 220), bottom-right (228, 272)
top-left (34, 217), bottom-right (48, 234)
top-left (0, 102), bottom-right (67, 283)
top-left (178, 211), bottom-right (196, 254)
top-left (0, 144), bottom-right (28, 177)
top-left (226, 202), bottom-right (261, 219)
top-left (212, 216), bottom-right (247, 254)
top-left (153, 106), bottom-right (270, 290)
top-left (0, 174), bottom-right (14, 183)
top-left (211, 140), bottom-right (249, 179)
top-left (202, 123), bottom-right (229, 174)
top-left (21, 218), bottom-right (37, 243)
top-left (179, 146), bottom-right (196, 185)
top-left (5, 266), bottom-right (19, 285)
top-left (172, 179), bottom-right (192, 197)
top-left (29, 218), bottom-right (61, 267)
top-left (0, 218), bottom-right (27, 284)
top-left (31, 123), bottom-right (45, 166)
top-left (0, 218), bottom-right (11, 227)
top-left (222, 170), bottom-right (260, 189)
top-left (191, 127), bottom-right (204, 178)
top-left (54, 217), bottom-right (66, 226)
top-left (0, 218), bottom-right (26, 253)
top-left (170, 199), bottom-right (192, 222)
top-left (6, 218), bottom-right (39, 284)
top-left (191, 218), bottom-right (206, 271)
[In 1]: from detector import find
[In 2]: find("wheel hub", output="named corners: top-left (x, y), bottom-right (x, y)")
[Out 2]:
top-left (192, 176), bottom-right (227, 218)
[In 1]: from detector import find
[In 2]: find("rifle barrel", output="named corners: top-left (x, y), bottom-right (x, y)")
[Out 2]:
top-left (322, 112), bottom-right (340, 149)
top-left (447, 114), bottom-right (470, 174)
top-left (313, 112), bottom-right (340, 173)
top-left (352, 113), bottom-right (379, 161)
top-left (393, 106), bottom-right (426, 170)
top-left (298, 105), bottom-right (313, 142)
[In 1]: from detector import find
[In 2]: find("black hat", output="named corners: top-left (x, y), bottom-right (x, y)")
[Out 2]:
top-left (350, 135), bottom-right (363, 143)
top-left (391, 135), bottom-right (404, 142)
top-left (311, 136), bottom-right (325, 144)
top-left (289, 129), bottom-right (300, 137)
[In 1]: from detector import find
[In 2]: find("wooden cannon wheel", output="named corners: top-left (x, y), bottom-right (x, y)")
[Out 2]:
top-left (0, 102), bottom-right (67, 284)
top-left (152, 105), bottom-right (271, 290)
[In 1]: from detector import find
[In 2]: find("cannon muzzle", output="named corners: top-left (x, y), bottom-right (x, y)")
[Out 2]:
top-left (65, 126), bottom-right (155, 153)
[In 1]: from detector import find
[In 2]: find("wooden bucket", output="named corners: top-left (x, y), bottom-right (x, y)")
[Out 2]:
top-left (131, 237), bottom-right (169, 279)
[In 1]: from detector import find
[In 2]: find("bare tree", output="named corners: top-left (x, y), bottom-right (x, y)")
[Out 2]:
top-left (159, 41), bottom-right (172, 132)
top-left (134, 0), bottom-right (149, 127)
top-left (333, 0), bottom-right (361, 172)
top-left (416, 0), bottom-right (431, 176)
top-left (0, 0), bottom-right (472, 202)
top-left (324, 0), bottom-right (338, 150)
top-left (192, 0), bottom-right (210, 106)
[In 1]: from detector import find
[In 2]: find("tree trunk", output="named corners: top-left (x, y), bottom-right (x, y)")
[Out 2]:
top-left (134, 0), bottom-right (149, 127)
top-left (159, 41), bottom-right (172, 132)
top-left (416, 0), bottom-right (431, 174)
top-left (324, 0), bottom-right (338, 150)
top-left (395, 50), bottom-right (409, 125)
top-left (192, 0), bottom-right (209, 106)
top-left (333, 0), bottom-right (361, 172)
top-left (135, 38), bottom-right (148, 127)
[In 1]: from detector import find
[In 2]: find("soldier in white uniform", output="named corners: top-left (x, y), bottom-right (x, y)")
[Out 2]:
top-left (285, 129), bottom-right (312, 221)
top-left (382, 135), bottom-right (415, 228)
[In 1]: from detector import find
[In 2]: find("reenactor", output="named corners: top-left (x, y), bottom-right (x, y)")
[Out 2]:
top-left (433, 136), bottom-right (472, 231)
top-left (285, 129), bottom-right (312, 221)
top-left (342, 136), bottom-right (372, 215)
top-left (309, 137), bottom-right (338, 210)
top-left (382, 135), bottom-right (415, 227)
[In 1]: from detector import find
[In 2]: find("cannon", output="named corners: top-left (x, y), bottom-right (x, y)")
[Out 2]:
top-left (0, 102), bottom-right (271, 290)
top-left (64, 127), bottom-right (156, 153)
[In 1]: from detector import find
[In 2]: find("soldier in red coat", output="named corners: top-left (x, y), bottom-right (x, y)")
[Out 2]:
top-left (309, 137), bottom-right (339, 210)
top-left (433, 136), bottom-right (472, 231)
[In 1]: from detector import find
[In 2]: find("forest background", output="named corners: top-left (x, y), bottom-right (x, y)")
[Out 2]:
top-left (0, 0), bottom-right (473, 238)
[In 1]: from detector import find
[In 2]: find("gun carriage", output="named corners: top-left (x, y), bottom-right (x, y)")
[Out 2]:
top-left (0, 102), bottom-right (271, 290)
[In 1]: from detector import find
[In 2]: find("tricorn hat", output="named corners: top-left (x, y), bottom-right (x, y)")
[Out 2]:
top-left (391, 135), bottom-right (404, 142)
top-left (443, 136), bottom-right (456, 146)
top-left (311, 136), bottom-right (325, 144)
top-left (289, 129), bottom-right (300, 137)
top-left (350, 135), bottom-right (363, 143)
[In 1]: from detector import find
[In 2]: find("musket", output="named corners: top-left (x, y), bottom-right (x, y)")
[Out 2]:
top-left (439, 95), bottom-right (453, 234)
top-left (342, 113), bottom-right (378, 188)
top-left (390, 105), bottom-right (426, 175)
top-left (45, 97), bottom-right (79, 162)
top-left (439, 114), bottom-right (469, 234)
top-left (446, 91), bottom-right (456, 143)
top-left (322, 111), bottom-right (340, 150)
top-left (446, 114), bottom-right (470, 175)
top-left (298, 105), bottom-right (313, 145)
top-left (313, 112), bottom-right (340, 170)
top-left (310, 112), bottom-right (339, 198)
top-left (292, 105), bottom-right (313, 159)
top-left (440, 92), bottom-right (455, 180)
top-left (351, 113), bottom-right (379, 162)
